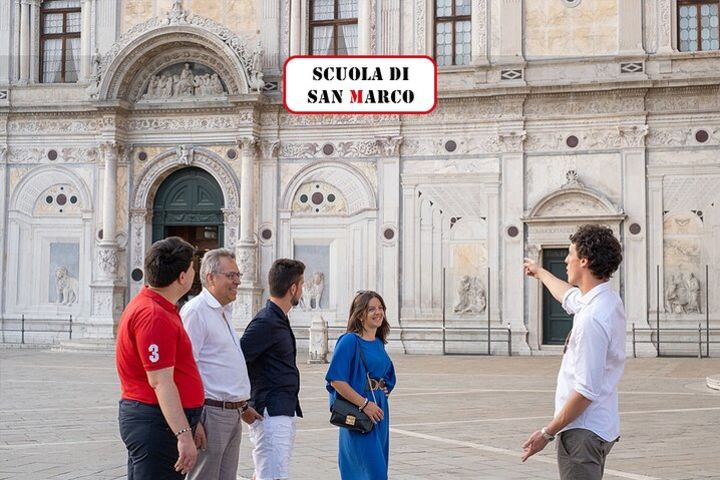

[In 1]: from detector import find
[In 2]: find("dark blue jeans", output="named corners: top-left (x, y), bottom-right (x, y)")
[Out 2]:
top-left (118, 400), bottom-right (202, 480)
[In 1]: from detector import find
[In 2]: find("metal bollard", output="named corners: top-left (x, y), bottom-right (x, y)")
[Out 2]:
top-left (632, 323), bottom-right (636, 359)
top-left (69, 314), bottom-right (73, 340)
top-left (699, 323), bottom-right (702, 359)
top-left (21, 314), bottom-right (25, 344)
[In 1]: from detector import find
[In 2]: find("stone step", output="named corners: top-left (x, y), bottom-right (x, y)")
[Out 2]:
top-left (52, 338), bottom-right (116, 353)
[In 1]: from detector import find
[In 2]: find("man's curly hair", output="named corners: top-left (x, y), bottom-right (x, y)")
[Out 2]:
top-left (569, 224), bottom-right (623, 280)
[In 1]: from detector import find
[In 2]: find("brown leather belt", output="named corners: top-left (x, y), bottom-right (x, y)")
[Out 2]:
top-left (204, 399), bottom-right (248, 410)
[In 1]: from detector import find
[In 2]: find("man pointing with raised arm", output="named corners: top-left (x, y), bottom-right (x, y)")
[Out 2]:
top-left (521, 224), bottom-right (625, 480)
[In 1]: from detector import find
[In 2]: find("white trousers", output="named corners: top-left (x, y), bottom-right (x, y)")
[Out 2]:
top-left (248, 410), bottom-right (297, 480)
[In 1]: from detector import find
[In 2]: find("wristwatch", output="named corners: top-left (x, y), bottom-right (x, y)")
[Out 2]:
top-left (541, 427), bottom-right (555, 442)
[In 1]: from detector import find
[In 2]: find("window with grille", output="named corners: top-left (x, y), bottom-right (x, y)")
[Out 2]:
top-left (678, 1), bottom-right (719, 52)
top-left (435, 0), bottom-right (471, 66)
top-left (40, 0), bottom-right (81, 83)
top-left (309, 0), bottom-right (358, 55)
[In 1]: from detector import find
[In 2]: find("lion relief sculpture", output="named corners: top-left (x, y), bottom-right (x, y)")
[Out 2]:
top-left (300, 271), bottom-right (325, 311)
top-left (55, 267), bottom-right (78, 305)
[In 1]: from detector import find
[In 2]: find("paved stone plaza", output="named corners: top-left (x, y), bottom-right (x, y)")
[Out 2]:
top-left (1, 348), bottom-right (719, 480)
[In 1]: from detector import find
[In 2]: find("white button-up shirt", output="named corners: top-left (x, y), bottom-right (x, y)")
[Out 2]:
top-left (556, 282), bottom-right (626, 441)
top-left (180, 289), bottom-right (251, 402)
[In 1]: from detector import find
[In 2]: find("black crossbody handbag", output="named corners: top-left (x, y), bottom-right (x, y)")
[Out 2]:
top-left (329, 336), bottom-right (377, 434)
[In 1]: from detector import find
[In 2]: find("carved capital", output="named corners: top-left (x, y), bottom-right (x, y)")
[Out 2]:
top-left (498, 130), bottom-right (526, 153)
top-left (617, 125), bottom-right (648, 149)
top-left (100, 141), bottom-right (124, 162)
top-left (238, 137), bottom-right (259, 158)
top-left (0, 144), bottom-right (7, 163)
top-left (375, 136), bottom-right (403, 157)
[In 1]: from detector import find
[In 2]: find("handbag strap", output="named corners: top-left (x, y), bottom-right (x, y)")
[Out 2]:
top-left (354, 334), bottom-right (377, 405)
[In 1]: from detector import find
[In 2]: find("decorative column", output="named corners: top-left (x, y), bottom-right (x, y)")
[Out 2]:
top-left (618, 125), bottom-right (652, 354)
top-left (234, 138), bottom-right (263, 328)
top-left (18, 0), bottom-right (30, 83)
top-left (289, 0), bottom-right (302, 55)
top-left (0, 143), bottom-right (8, 319)
top-left (358, 0), bottom-right (372, 54)
top-left (375, 136), bottom-right (402, 332)
top-left (28, 0), bottom-right (40, 82)
top-left (499, 127), bottom-right (530, 354)
top-left (89, 141), bottom-right (125, 338)
top-left (471, 0), bottom-right (489, 65)
top-left (80, 0), bottom-right (94, 80)
top-left (657, 0), bottom-right (674, 54)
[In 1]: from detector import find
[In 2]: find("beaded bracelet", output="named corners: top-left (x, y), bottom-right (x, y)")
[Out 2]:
top-left (175, 427), bottom-right (192, 438)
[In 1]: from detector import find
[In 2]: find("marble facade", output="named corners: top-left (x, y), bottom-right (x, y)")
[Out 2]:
top-left (1, 0), bottom-right (719, 354)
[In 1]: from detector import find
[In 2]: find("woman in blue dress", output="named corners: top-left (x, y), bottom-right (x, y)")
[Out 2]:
top-left (326, 291), bottom-right (396, 480)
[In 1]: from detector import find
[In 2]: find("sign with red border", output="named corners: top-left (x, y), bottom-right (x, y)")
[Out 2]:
top-left (283, 55), bottom-right (437, 114)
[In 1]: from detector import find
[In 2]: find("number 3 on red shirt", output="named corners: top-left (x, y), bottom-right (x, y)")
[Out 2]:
top-left (148, 344), bottom-right (160, 363)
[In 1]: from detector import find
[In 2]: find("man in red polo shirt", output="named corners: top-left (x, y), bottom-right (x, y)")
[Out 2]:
top-left (116, 236), bottom-right (205, 479)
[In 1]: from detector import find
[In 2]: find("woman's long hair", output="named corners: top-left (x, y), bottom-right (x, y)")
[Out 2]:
top-left (346, 290), bottom-right (390, 344)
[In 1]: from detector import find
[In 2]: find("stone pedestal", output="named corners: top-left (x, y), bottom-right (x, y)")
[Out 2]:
top-left (87, 282), bottom-right (125, 338)
top-left (233, 286), bottom-right (264, 329)
top-left (308, 313), bottom-right (328, 364)
top-left (88, 242), bottom-right (124, 338)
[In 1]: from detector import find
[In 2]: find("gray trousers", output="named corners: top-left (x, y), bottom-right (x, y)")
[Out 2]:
top-left (186, 406), bottom-right (243, 480)
top-left (557, 428), bottom-right (617, 480)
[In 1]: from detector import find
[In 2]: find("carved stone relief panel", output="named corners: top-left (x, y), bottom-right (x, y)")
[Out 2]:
top-left (125, 115), bottom-right (238, 132)
top-left (8, 147), bottom-right (99, 164)
top-left (646, 87), bottom-right (720, 113)
top-left (8, 118), bottom-right (100, 134)
top-left (141, 62), bottom-right (226, 100)
top-left (525, 92), bottom-right (644, 116)
top-left (278, 113), bottom-right (398, 127)
top-left (663, 211), bottom-right (705, 314)
top-left (401, 136), bottom-right (501, 156)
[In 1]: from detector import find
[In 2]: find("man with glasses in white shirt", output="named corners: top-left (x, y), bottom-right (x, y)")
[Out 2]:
top-left (521, 224), bottom-right (625, 480)
top-left (181, 248), bottom-right (263, 480)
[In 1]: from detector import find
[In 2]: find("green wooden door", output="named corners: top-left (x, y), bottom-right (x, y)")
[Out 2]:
top-left (152, 167), bottom-right (225, 243)
top-left (542, 248), bottom-right (572, 345)
top-left (152, 168), bottom-right (225, 300)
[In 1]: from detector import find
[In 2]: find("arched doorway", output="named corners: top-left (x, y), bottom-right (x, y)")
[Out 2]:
top-left (152, 167), bottom-right (225, 299)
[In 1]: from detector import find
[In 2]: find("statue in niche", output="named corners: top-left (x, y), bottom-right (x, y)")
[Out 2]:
top-left (453, 275), bottom-right (486, 314)
top-left (300, 272), bottom-right (325, 310)
top-left (247, 42), bottom-right (265, 92)
top-left (686, 272), bottom-right (702, 313)
top-left (55, 267), bottom-right (78, 305)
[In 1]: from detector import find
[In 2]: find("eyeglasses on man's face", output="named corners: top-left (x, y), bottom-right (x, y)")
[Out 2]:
top-left (216, 271), bottom-right (241, 280)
